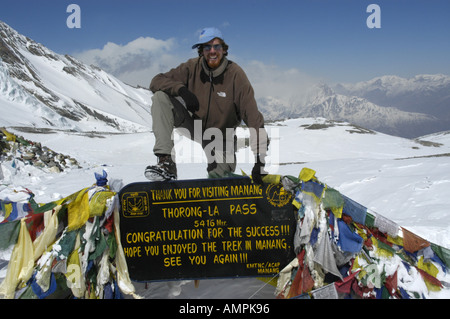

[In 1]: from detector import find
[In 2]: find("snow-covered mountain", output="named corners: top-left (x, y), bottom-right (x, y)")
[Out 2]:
top-left (334, 74), bottom-right (450, 135)
top-left (0, 21), bottom-right (152, 133)
top-left (335, 74), bottom-right (450, 117)
top-left (258, 84), bottom-right (440, 138)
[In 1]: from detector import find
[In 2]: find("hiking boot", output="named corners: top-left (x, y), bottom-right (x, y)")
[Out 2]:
top-left (144, 154), bottom-right (177, 181)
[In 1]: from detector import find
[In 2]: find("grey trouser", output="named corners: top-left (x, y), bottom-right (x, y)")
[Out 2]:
top-left (151, 91), bottom-right (236, 177)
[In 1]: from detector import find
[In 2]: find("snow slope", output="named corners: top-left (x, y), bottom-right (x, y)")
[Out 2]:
top-left (2, 118), bottom-right (450, 298)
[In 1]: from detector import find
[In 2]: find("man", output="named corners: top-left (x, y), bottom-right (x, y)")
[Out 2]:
top-left (145, 27), bottom-right (268, 182)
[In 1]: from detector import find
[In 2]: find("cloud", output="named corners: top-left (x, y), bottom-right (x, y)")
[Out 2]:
top-left (74, 37), bottom-right (188, 87)
top-left (74, 36), bottom-right (319, 103)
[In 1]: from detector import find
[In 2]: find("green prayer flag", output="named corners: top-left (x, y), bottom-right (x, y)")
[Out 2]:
top-left (0, 220), bottom-right (21, 250)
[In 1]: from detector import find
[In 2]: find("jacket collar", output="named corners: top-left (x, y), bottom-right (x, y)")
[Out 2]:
top-left (201, 57), bottom-right (229, 78)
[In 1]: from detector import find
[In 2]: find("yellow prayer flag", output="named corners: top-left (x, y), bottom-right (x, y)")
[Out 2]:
top-left (0, 219), bottom-right (34, 299)
top-left (88, 190), bottom-right (115, 217)
top-left (67, 188), bottom-right (90, 231)
top-left (262, 174), bottom-right (281, 185)
top-left (417, 256), bottom-right (439, 278)
top-left (1, 128), bottom-right (16, 142)
top-left (65, 245), bottom-right (85, 298)
top-left (33, 207), bottom-right (60, 261)
top-left (299, 167), bottom-right (316, 182)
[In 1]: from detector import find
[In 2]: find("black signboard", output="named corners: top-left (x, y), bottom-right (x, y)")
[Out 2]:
top-left (118, 177), bottom-right (296, 282)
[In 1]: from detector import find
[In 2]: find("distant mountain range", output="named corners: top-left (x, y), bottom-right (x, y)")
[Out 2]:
top-left (257, 79), bottom-right (450, 138)
top-left (335, 74), bottom-right (450, 119)
top-left (1, 20), bottom-right (449, 138)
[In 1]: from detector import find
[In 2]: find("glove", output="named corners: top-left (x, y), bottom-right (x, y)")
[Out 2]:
top-left (178, 87), bottom-right (199, 113)
top-left (251, 155), bottom-right (268, 184)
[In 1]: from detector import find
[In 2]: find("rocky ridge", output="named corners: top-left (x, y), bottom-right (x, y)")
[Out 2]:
top-left (1, 128), bottom-right (81, 176)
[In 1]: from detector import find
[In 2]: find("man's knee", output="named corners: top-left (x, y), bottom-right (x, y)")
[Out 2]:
top-left (152, 91), bottom-right (173, 111)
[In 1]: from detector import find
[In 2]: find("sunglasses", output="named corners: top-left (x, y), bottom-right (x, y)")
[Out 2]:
top-left (203, 44), bottom-right (223, 51)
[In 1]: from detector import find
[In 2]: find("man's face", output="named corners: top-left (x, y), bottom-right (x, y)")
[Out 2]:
top-left (203, 38), bottom-right (224, 69)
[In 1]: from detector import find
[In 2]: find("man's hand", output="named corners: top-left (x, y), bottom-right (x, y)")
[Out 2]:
top-left (252, 155), bottom-right (268, 184)
top-left (178, 87), bottom-right (199, 113)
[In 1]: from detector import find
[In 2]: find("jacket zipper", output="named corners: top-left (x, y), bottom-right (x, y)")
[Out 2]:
top-left (203, 71), bottom-right (214, 131)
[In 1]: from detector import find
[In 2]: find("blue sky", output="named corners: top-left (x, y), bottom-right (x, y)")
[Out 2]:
top-left (2, 0), bottom-right (450, 87)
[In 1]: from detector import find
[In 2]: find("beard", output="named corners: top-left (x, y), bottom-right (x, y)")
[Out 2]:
top-left (205, 53), bottom-right (222, 69)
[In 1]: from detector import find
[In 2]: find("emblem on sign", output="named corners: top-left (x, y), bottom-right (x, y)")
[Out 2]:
top-left (122, 192), bottom-right (150, 218)
top-left (265, 184), bottom-right (293, 208)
